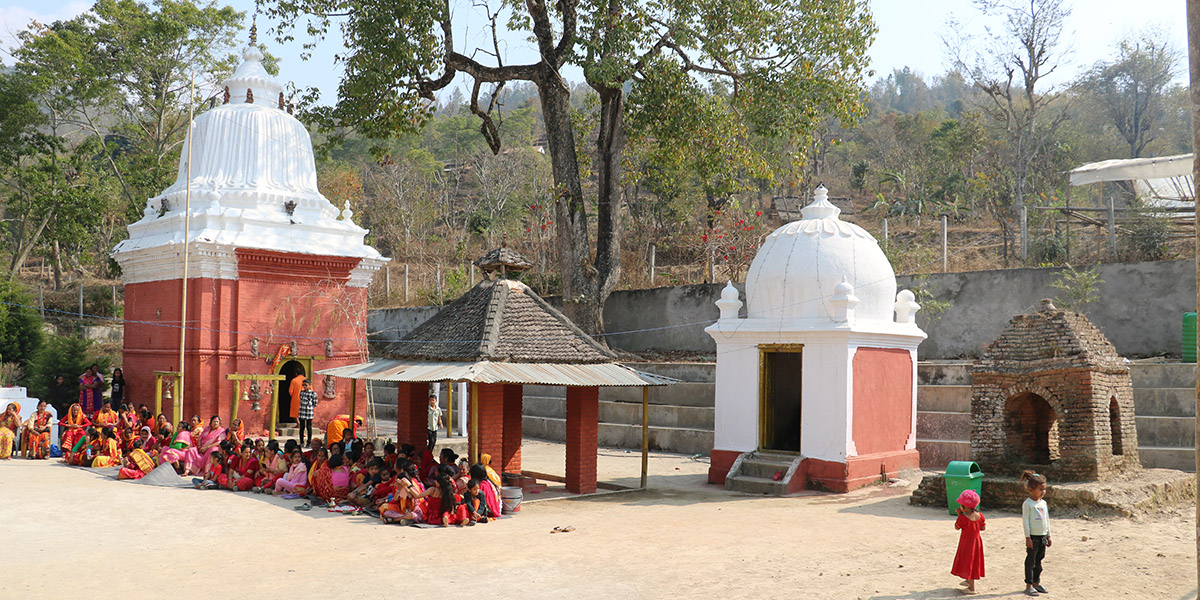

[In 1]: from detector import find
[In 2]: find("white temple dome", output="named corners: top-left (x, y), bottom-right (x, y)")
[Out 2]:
top-left (745, 185), bottom-right (896, 322)
top-left (113, 36), bottom-right (385, 286)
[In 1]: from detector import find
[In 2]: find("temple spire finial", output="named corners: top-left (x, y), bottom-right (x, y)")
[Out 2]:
top-left (249, 17), bottom-right (257, 47)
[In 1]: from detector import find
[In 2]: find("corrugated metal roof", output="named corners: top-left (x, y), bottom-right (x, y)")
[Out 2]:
top-left (316, 359), bottom-right (676, 387)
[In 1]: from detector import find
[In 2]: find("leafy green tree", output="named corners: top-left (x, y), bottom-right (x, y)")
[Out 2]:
top-left (264, 0), bottom-right (875, 334)
top-left (25, 336), bottom-right (111, 405)
top-left (0, 279), bottom-right (44, 372)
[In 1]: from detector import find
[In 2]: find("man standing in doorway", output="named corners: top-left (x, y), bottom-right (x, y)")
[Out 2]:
top-left (288, 366), bottom-right (306, 423)
top-left (427, 394), bottom-right (443, 452)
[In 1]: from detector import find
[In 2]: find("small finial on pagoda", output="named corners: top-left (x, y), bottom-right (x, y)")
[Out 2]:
top-left (341, 200), bottom-right (355, 222)
top-left (249, 17), bottom-right (258, 47)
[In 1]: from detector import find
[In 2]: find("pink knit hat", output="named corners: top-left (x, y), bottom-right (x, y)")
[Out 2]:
top-left (956, 489), bottom-right (980, 509)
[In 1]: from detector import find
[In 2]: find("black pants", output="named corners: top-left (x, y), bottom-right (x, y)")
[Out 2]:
top-left (298, 418), bottom-right (312, 445)
top-left (427, 428), bottom-right (438, 451)
top-left (1025, 535), bottom-right (1047, 584)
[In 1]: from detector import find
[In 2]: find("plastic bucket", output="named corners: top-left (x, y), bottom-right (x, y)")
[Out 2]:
top-left (501, 486), bottom-right (523, 514)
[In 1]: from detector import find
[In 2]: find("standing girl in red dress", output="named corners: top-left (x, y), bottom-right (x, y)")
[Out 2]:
top-left (951, 489), bottom-right (985, 595)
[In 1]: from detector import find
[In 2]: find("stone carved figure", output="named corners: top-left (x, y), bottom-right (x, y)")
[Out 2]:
top-left (248, 381), bottom-right (261, 402)
top-left (322, 375), bottom-right (337, 399)
top-left (324, 339), bottom-right (333, 358)
top-left (250, 338), bottom-right (259, 356)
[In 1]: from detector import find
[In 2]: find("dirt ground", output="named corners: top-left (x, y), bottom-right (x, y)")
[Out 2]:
top-left (1, 439), bottom-right (1196, 600)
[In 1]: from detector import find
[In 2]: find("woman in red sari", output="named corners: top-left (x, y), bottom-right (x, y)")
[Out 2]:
top-left (59, 404), bottom-right (91, 453)
top-left (253, 440), bottom-right (286, 492)
top-left (137, 426), bottom-right (159, 458)
top-left (25, 401), bottom-right (53, 459)
top-left (218, 445), bottom-right (259, 491)
top-left (91, 427), bottom-right (122, 468)
top-left (417, 473), bottom-right (468, 526)
top-left (119, 427), bottom-right (137, 454)
top-left (78, 366), bottom-right (103, 416)
top-left (118, 440), bottom-right (156, 480)
top-left (312, 453), bottom-right (352, 503)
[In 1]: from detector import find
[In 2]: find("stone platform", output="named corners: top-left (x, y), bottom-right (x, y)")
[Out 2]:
top-left (911, 468), bottom-right (1196, 516)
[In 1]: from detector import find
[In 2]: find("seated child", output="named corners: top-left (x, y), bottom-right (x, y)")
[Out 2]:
top-left (382, 443), bottom-right (397, 470)
top-left (347, 458), bottom-right (386, 507)
top-left (462, 478), bottom-right (490, 524)
top-left (271, 450), bottom-right (309, 495)
top-left (193, 450), bottom-right (224, 489)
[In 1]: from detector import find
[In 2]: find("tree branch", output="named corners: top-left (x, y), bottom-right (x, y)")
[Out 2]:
top-left (553, 0), bottom-right (577, 67)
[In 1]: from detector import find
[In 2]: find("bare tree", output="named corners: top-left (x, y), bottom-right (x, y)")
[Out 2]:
top-left (947, 0), bottom-right (1072, 217)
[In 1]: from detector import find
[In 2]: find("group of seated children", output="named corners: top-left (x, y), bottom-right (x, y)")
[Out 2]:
top-left (192, 438), bottom-right (504, 527)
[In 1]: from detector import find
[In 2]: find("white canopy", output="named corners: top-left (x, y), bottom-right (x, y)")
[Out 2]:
top-left (1069, 153), bottom-right (1193, 186)
top-left (1069, 154), bottom-right (1194, 209)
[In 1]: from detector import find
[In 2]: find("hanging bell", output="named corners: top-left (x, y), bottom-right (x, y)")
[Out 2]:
top-left (251, 398), bottom-right (261, 412)
top-left (164, 385), bottom-right (173, 400)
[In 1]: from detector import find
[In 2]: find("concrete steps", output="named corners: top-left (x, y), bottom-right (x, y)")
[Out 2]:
top-left (725, 453), bottom-right (796, 495)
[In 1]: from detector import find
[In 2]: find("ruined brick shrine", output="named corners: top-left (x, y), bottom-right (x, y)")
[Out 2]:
top-left (970, 299), bottom-right (1140, 482)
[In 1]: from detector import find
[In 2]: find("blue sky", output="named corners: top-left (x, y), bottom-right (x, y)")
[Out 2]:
top-left (0, 0), bottom-right (1190, 103)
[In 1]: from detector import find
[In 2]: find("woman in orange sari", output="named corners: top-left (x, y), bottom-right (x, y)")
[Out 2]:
top-left (65, 428), bottom-right (100, 465)
top-left (306, 447), bottom-right (329, 495)
top-left (0, 403), bottom-right (20, 459)
top-left (59, 404), bottom-right (91, 454)
top-left (93, 401), bottom-right (119, 431)
top-left (158, 421), bottom-right (193, 471)
top-left (227, 418), bottom-right (245, 449)
top-left (92, 427), bottom-right (122, 467)
top-left (25, 401), bottom-right (52, 459)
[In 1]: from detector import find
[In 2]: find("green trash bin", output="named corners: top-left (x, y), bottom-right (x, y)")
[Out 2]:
top-left (1183, 313), bottom-right (1196, 363)
top-left (944, 461), bottom-right (984, 515)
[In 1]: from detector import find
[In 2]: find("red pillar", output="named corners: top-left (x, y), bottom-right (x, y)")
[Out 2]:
top-left (501, 384), bottom-right (523, 474)
top-left (565, 386), bottom-right (599, 494)
top-left (396, 382), bottom-right (429, 450)
top-left (474, 383), bottom-right (505, 468)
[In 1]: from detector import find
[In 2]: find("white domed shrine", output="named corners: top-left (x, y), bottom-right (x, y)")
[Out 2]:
top-left (112, 32), bottom-right (386, 433)
top-left (706, 185), bottom-right (925, 493)
top-left (745, 186), bottom-right (895, 322)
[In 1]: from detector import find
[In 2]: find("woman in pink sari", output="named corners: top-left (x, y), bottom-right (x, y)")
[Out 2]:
top-left (184, 415), bottom-right (226, 475)
top-left (158, 421), bottom-right (194, 472)
top-left (78, 366), bottom-right (103, 416)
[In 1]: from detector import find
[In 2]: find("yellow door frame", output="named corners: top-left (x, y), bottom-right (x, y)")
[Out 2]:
top-left (758, 344), bottom-right (804, 454)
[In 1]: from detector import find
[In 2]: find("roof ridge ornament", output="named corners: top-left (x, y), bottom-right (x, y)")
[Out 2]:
top-left (800, 184), bottom-right (841, 221)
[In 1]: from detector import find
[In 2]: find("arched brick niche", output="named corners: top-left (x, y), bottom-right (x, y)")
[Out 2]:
top-left (970, 300), bottom-right (1139, 482)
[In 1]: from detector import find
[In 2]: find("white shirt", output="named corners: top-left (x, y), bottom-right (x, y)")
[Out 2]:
top-left (1022, 497), bottom-right (1050, 537)
top-left (428, 404), bottom-right (443, 430)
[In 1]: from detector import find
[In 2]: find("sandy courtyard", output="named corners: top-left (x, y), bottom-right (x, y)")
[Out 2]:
top-left (1, 439), bottom-right (1196, 600)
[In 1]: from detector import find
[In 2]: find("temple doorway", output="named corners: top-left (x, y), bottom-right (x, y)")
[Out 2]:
top-left (759, 346), bottom-right (803, 453)
top-left (276, 360), bottom-right (308, 424)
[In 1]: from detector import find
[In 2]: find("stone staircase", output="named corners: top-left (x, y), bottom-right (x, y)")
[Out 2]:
top-left (914, 362), bottom-right (973, 468)
top-left (521, 363), bottom-right (715, 455)
top-left (1130, 362), bottom-right (1195, 471)
top-left (723, 452), bottom-right (801, 495)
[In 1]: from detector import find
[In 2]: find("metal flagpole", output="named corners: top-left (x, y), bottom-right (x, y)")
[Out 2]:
top-left (176, 72), bottom-right (195, 423)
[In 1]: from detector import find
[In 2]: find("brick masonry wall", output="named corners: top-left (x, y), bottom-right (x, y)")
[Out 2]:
top-left (395, 381), bottom-right (430, 450)
top-left (475, 383), bottom-right (505, 469)
top-left (502, 383), bottom-right (523, 474)
top-left (565, 386), bottom-right (599, 494)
